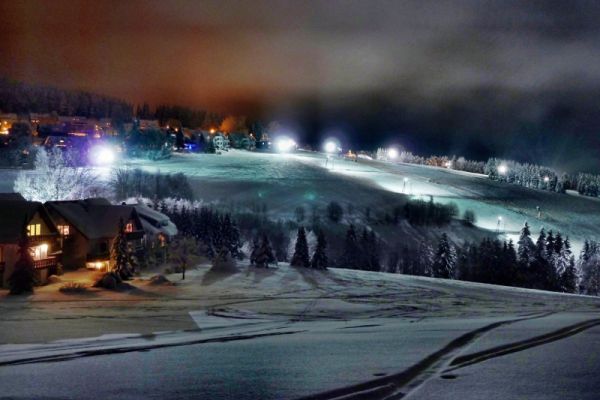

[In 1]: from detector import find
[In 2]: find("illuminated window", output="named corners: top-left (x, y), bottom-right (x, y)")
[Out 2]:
top-left (57, 225), bottom-right (70, 236)
top-left (0, 246), bottom-right (4, 262)
top-left (30, 243), bottom-right (48, 261)
top-left (125, 222), bottom-right (134, 233)
top-left (27, 224), bottom-right (41, 236)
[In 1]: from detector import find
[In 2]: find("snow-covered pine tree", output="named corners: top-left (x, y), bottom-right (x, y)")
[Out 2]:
top-left (254, 234), bottom-right (276, 268)
top-left (290, 227), bottom-right (310, 268)
top-left (222, 214), bottom-right (242, 259)
top-left (432, 233), bottom-right (456, 279)
top-left (517, 222), bottom-right (535, 265)
top-left (561, 255), bottom-right (578, 293)
top-left (310, 230), bottom-right (328, 270)
top-left (579, 240), bottom-right (600, 295)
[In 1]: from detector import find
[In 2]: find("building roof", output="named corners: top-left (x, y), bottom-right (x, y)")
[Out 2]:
top-left (0, 193), bottom-right (26, 201)
top-left (45, 198), bottom-right (142, 240)
top-left (0, 196), bottom-right (57, 243)
top-left (132, 203), bottom-right (178, 237)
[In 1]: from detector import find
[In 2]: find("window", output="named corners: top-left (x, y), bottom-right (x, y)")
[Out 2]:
top-left (57, 225), bottom-right (70, 236)
top-left (0, 246), bottom-right (3, 263)
top-left (125, 222), bottom-right (134, 233)
top-left (27, 224), bottom-right (41, 236)
top-left (30, 243), bottom-right (48, 261)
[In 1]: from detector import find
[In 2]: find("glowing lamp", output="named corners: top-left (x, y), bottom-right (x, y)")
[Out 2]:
top-left (498, 164), bottom-right (508, 175)
top-left (90, 145), bottom-right (116, 165)
top-left (324, 141), bottom-right (337, 154)
top-left (388, 148), bottom-right (399, 159)
top-left (274, 137), bottom-right (296, 153)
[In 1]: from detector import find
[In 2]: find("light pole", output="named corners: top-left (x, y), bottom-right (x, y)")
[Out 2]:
top-left (403, 177), bottom-right (408, 193)
top-left (497, 216), bottom-right (503, 233)
top-left (324, 140), bottom-right (338, 169)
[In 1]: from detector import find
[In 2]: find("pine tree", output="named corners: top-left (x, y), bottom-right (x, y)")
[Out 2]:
top-left (8, 230), bottom-right (35, 295)
top-left (339, 224), bottom-right (359, 269)
top-left (111, 218), bottom-right (131, 280)
top-left (432, 233), bottom-right (456, 279)
top-left (310, 230), bottom-right (328, 270)
top-left (561, 255), bottom-right (578, 293)
top-left (249, 235), bottom-right (260, 266)
top-left (253, 234), bottom-right (276, 268)
top-left (517, 222), bottom-right (535, 265)
top-left (291, 227), bottom-right (310, 267)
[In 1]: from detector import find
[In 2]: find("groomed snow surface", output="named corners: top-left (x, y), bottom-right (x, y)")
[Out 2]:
top-left (1, 263), bottom-right (600, 399)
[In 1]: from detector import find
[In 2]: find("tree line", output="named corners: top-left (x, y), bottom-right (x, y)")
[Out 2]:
top-left (0, 77), bottom-right (132, 123)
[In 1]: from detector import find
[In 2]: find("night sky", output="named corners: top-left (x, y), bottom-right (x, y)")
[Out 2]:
top-left (2, 0), bottom-right (600, 172)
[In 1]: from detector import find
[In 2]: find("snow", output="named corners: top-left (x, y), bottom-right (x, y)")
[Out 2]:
top-left (2, 263), bottom-right (600, 399)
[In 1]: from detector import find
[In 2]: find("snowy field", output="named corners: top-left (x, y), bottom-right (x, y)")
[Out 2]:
top-left (2, 263), bottom-right (600, 399)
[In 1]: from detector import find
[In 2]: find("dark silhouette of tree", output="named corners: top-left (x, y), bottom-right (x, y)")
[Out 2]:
top-left (311, 230), bottom-right (328, 270)
top-left (290, 227), bottom-right (310, 268)
top-left (253, 234), bottom-right (276, 268)
top-left (326, 201), bottom-right (344, 223)
top-left (8, 229), bottom-right (35, 295)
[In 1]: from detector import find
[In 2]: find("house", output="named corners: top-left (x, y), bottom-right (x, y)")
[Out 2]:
top-left (130, 203), bottom-right (178, 247)
top-left (0, 194), bottom-right (61, 287)
top-left (45, 198), bottom-right (145, 271)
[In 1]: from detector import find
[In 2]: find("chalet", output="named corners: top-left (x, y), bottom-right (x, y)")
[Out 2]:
top-left (131, 203), bottom-right (178, 247)
top-left (45, 198), bottom-right (145, 271)
top-left (0, 194), bottom-right (61, 287)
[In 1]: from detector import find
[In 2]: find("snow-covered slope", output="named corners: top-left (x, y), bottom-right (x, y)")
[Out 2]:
top-left (1, 263), bottom-right (600, 400)
top-left (126, 150), bottom-right (600, 252)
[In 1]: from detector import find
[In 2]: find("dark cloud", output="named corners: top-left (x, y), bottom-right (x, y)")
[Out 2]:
top-left (2, 0), bottom-right (600, 170)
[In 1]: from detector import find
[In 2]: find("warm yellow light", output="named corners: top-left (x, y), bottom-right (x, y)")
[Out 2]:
top-left (40, 243), bottom-right (48, 252)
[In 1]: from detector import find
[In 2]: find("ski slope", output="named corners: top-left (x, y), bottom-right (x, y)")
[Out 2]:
top-left (126, 150), bottom-right (600, 252)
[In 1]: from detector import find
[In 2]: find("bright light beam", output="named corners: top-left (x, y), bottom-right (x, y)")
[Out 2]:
top-left (90, 145), bottom-right (116, 165)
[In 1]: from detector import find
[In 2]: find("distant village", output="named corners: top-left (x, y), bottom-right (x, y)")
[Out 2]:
top-left (0, 111), bottom-right (270, 156)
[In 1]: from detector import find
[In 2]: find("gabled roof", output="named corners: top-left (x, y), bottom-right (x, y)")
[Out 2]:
top-left (0, 195), bottom-right (57, 243)
top-left (45, 198), bottom-right (142, 240)
top-left (0, 193), bottom-right (26, 202)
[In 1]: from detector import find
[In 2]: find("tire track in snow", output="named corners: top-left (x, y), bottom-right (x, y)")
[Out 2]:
top-left (295, 313), bottom-right (552, 400)
top-left (444, 317), bottom-right (600, 373)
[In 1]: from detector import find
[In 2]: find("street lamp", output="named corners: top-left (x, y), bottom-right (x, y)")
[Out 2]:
top-left (498, 164), bottom-right (508, 175)
top-left (324, 140), bottom-right (337, 154)
top-left (388, 147), bottom-right (399, 160)
top-left (89, 145), bottom-right (116, 166)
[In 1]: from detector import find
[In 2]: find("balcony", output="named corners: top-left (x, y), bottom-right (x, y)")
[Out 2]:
top-left (33, 257), bottom-right (57, 270)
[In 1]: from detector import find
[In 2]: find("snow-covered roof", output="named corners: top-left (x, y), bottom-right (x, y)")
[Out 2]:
top-left (132, 203), bottom-right (178, 237)
top-left (0, 195), bottom-right (58, 243)
top-left (45, 198), bottom-right (143, 240)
